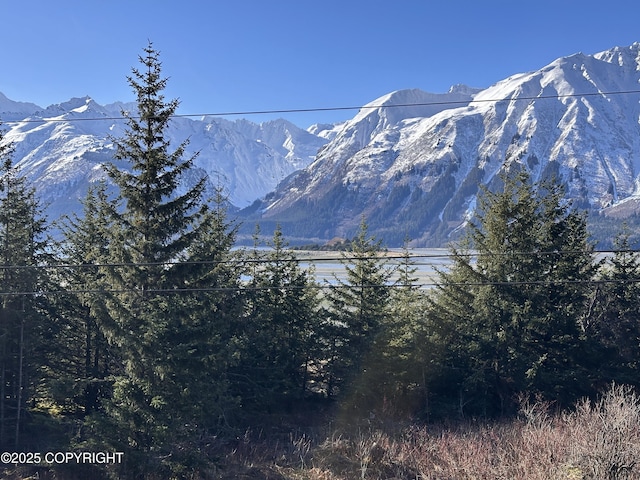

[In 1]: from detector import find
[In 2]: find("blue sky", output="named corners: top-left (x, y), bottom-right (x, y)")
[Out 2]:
top-left (1, 0), bottom-right (639, 127)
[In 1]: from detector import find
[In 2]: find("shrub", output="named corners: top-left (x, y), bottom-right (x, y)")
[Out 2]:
top-left (566, 384), bottom-right (640, 479)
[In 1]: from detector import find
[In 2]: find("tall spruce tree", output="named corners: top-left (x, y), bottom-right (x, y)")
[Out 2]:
top-left (590, 229), bottom-right (640, 386)
top-left (234, 225), bottom-right (320, 411)
top-left (424, 169), bottom-right (596, 416)
top-left (49, 182), bottom-right (116, 417)
top-left (0, 123), bottom-right (50, 448)
top-left (172, 186), bottom-right (243, 431)
top-left (323, 217), bottom-right (393, 403)
top-left (362, 240), bottom-right (428, 416)
top-left (95, 44), bottom-right (237, 477)
top-left (421, 241), bottom-right (479, 417)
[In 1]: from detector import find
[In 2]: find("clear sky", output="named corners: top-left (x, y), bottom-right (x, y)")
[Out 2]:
top-left (1, 0), bottom-right (639, 128)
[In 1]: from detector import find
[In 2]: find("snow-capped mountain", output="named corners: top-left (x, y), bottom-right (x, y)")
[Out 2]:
top-left (250, 43), bottom-right (640, 246)
top-left (0, 92), bottom-right (41, 121)
top-left (0, 95), bottom-right (328, 222)
top-left (4, 43), bottom-right (640, 246)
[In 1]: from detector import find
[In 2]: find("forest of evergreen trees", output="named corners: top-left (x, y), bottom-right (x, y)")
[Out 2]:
top-left (2, 45), bottom-right (640, 479)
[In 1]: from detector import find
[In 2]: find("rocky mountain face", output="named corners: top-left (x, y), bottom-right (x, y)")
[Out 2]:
top-left (3, 43), bottom-right (640, 246)
top-left (0, 94), bottom-right (328, 223)
top-left (248, 43), bottom-right (640, 246)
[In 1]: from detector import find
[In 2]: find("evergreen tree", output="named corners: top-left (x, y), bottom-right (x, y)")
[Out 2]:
top-left (173, 186), bottom-right (243, 431)
top-left (94, 43), bottom-right (236, 477)
top-left (421, 242), bottom-right (479, 417)
top-left (423, 169), bottom-right (596, 416)
top-left (590, 228), bottom-right (640, 386)
top-left (233, 225), bottom-right (321, 411)
top-left (0, 123), bottom-right (51, 448)
top-left (323, 217), bottom-right (393, 403)
top-left (364, 240), bottom-right (429, 416)
top-left (48, 182), bottom-right (117, 417)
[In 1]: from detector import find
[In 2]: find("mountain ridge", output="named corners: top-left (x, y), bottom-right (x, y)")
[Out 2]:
top-left (2, 43), bottom-right (640, 246)
top-left (0, 95), bottom-right (328, 222)
top-left (247, 43), bottom-right (640, 246)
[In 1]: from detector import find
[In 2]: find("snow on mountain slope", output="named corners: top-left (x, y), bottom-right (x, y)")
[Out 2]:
top-left (4, 43), bottom-right (640, 246)
top-left (0, 92), bottom-right (41, 121)
top-left (264, 87), bottom-right (480, 210)
top-left (307, 122), bottom-right (346, 142)
top-left (254, 43), bottom-right (640, 246)
top-left (175, 116), bottom-right (326, 206)
top-left (0, 95), bottom-right (328, 222)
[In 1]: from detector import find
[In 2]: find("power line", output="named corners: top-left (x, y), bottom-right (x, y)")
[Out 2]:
top-left (0, 248), bottom-right (638, 296)
top-left (0, 248), bottom-right (635, 271)
top-left (4, 89), bottom-right (640, 125)
top-left (2, 276), bottom-right (640, 297)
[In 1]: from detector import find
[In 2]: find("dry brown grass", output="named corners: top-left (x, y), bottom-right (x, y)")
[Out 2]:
top-left (216, 384), bottom-right (640, 480)
top-left (16, 384), bottom-right (635, 478)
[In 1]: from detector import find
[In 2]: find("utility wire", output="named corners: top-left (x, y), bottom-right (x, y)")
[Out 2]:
top-left (2, 87), bottom-right (639, 291)
top-left (0, 248), bottom-right (636, 271)
top-left (4, 89), bottom-right (640, 125)
top-left (2, 277), bottom-right (640, 297)
top-left (1, 249), bottom-right (638, 295)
